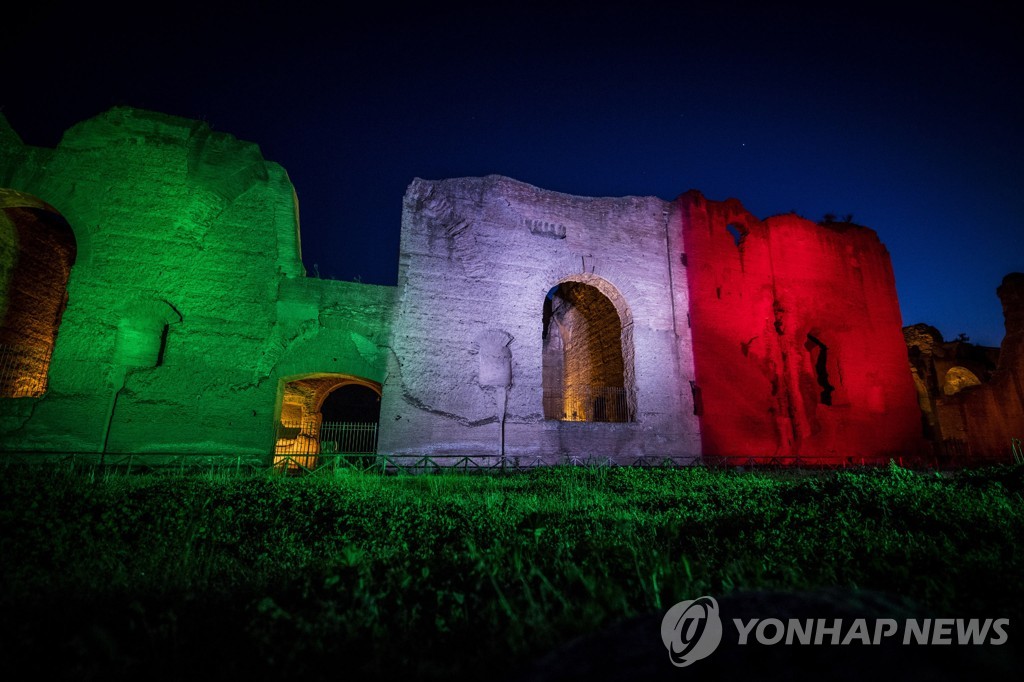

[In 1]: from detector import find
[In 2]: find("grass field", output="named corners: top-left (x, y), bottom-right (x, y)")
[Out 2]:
top-left (1, 462), bottom-right (1021, 680)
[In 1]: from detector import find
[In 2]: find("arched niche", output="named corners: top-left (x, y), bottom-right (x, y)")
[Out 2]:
top-left (274, 373), bottom-right (382, 469)
top-left (942, 366), bottom-right (982, 396)
top-left (0, 190), bottom-right (77, 398)
top-left (541, 273), bottom-right (635, 422)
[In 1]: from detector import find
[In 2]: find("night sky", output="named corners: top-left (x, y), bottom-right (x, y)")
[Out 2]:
top-left (3, 2), bottom-right (1020, 346)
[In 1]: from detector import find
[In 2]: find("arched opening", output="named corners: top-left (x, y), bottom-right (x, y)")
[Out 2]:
top-left (274, 374), bottom-right (381, 471)
top-left (542, 277), bottom-right (634, 422)
top-left (321, 384), bottom-right (381, 423)
top-left (942, 366), bottom-right (982, 396)
top-left (0, 192), bottom-right (77, 398)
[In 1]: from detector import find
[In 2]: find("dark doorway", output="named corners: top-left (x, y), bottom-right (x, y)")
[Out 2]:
top-left (321, 384), bottom-right (381, 423)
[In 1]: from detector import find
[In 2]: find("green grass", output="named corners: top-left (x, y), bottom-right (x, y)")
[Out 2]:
top-left (1, 462), bottom-right (1022, 680)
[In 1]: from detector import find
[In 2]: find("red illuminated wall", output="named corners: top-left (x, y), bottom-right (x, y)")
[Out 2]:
top-left (676, 191), bottom-right (926, 463)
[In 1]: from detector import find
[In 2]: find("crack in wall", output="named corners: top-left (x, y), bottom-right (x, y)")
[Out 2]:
top-left (400, 391), bottom-right (498, 427)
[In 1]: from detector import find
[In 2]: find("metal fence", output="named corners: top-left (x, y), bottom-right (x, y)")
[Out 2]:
top-left (273, 421), bottom-right (379, 472)
top-left (1, 447), bottom-right (1016, 477)
top-left (544, 385), bottom-right (631, 422)
top-left (0, 451), bottom-right (268, 475)
top-left (0, 343), bottom-right (51, 398)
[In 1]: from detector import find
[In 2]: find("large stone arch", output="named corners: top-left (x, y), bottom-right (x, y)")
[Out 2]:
top-left (0, 189), bottom-right (77, 397)
top-left (542, 272), bottom-right (636, 422)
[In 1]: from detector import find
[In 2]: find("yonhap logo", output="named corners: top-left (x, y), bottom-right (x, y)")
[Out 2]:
top-left (659, 594), bottom-right (1009, 670)
top-left (660, 596), bottom-right (723, 666)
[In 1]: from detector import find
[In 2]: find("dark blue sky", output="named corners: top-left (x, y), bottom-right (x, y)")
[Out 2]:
top-left (3, 2), bottom-right (1020, 346)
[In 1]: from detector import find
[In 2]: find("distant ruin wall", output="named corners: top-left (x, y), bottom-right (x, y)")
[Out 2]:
top-left (677, 191), bottom-right (926, 462)
top-left (908, 274), bottom-right (1024, 461)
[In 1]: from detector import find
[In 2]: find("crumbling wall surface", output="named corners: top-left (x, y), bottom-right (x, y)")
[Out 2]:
top-left (905, 323), bottom-right (1001, 445)
top-left (904, 323), bottom-right (948, 441)
top-left (270, 277), bottom-right (395, 387)
top-left (378, 175), bottom-right (700, 461)
top-left (0, 115), bottom-right (51, 189)
top-left (677, 191), bottom-right (925, 463)
top-left (926, 274), bottom-right (1024, 459)
top-left (1, 107), bottom-right (311, 454)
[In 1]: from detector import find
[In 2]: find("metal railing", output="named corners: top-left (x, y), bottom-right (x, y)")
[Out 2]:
top-left (0, 451), bottom-right (267, 475)
top-left (544, 385), bottom-right (631, 422)
top-left (273, 421), bottom-right (379, 472)
top-left (0, 449), bottom-right (1010, 476)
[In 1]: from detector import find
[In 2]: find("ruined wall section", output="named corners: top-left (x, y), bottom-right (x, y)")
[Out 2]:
top-left (677, 191), bottom-right (925, 462)
top-left (0, 115), bottom-right (53, 190)
top-left (918, 274), bottom-right (1024, 460)
top-left (0, 108), bottom-right (329, 454)
top-left (905, 324), bottom-right (1001, 446)
top-left (378, 175), bottom-right (700, 461)
top-left (270, 277), bottom-right (395, 388)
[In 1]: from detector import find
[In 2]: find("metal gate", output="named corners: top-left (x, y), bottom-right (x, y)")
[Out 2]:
top-left (273, 420), bottom-right (378, 471)
top-left (542, 385), bottom-right (631, 422)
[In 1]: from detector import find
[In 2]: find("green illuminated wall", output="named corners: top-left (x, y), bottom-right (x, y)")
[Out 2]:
top-left (0, 108), bottom-right (394, 457)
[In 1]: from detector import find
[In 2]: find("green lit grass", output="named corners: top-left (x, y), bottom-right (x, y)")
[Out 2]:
top-left (1, 463), bottom-right (1021, 679)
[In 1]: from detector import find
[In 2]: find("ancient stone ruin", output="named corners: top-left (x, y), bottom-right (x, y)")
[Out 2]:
top-left (1, 108), bottom-right (1020, 465)
top-left (906, 273), bottom-right (1024, 464)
